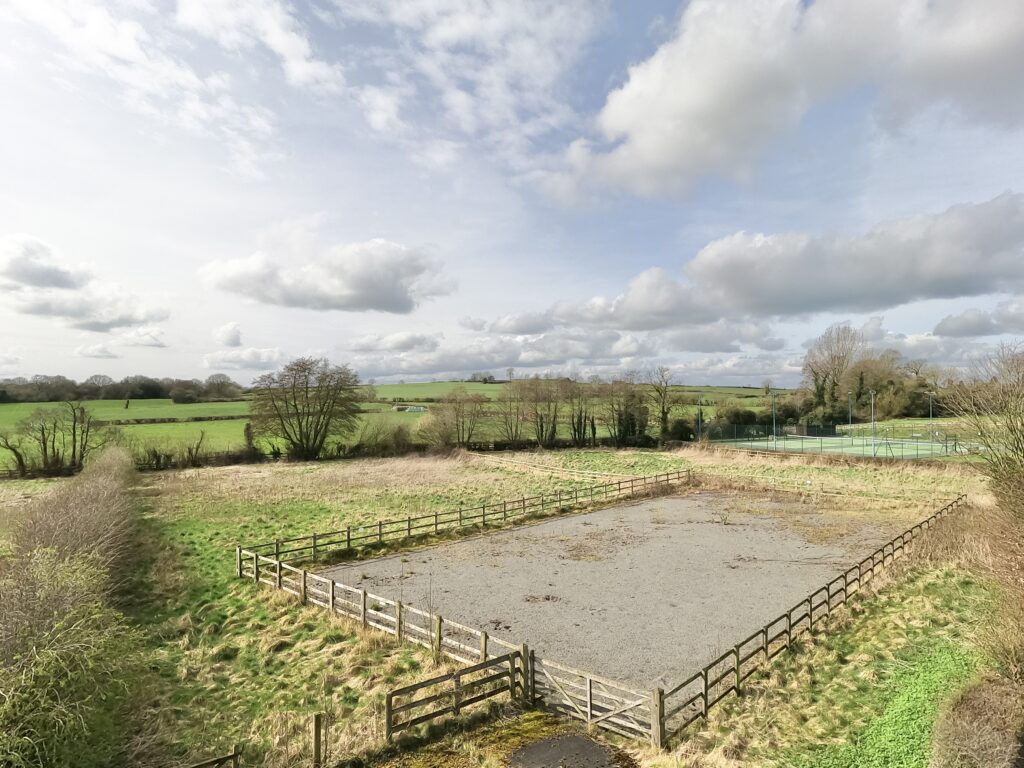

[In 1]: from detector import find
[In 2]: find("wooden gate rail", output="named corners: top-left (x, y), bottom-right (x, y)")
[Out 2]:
top-left (237, 470), bottom-right (690, 564)
top-left (661, 493), bottom-right (967, 742)
top-left (385, 652), bottom-right (524, 740)
top-left (185, 745), bottom-right (242, 768)
top-left (531, 655), bottom-right (655, 743)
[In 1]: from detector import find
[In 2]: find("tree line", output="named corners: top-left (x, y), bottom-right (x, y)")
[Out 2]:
top-left (0, 373), bottom-right (243, 404)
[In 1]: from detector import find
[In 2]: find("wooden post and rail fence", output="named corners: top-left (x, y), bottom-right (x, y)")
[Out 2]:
top-left (231, 469), bottom-right (967, 752)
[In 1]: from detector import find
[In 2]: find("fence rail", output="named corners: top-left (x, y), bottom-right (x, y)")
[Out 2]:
top-left (385, 651), bottom-right (526, 740)
top-left (659, 493), bottom-right (967, 741)
top-left (238, 470), bottom-right (690, 564)
top-left (185, 745), bottom-right (242, 768)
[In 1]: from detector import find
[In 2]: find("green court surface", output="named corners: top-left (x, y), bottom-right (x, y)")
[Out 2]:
top-left (716, 434), bottom-right (966, 460)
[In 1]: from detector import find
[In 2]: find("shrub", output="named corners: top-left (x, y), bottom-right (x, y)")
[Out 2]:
top-left (0, 448), bottom-right (142, 767)
top-left (0, 551), bottom-right (141, 768)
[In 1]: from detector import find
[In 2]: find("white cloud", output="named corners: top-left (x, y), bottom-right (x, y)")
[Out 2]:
top-left (176, 0), bottom-right (343, 90)
top-left (74, 343), bottom-right (119, 359)
top-left (684, 193), bottom-right (1024, 316)
top-left (537, 193), bottom-right (1024, 337)
top-left (563, 0), bottom-right (1024, 197)
top-left (350, 331), bottom-right (441, 352)
top-left (331, 0), bottom-right (607, 167)
top-left (17, 288), bottom-right (169, 331)
top-left (933, 298), bottom-right (1024, 337)
top-left (213, 321), bottom-right (243, 347)
top-left (857, 316), bottom-right (989, 368)
top-left (201, 237), bottom-right (451, 313)
top-left (203, 346), bottom-right (282, 370)
top-left (489, 311), bottom-right (554, 334)
top-left (1, 235), bottom-right (168, 331)
top-left (0, 234), bottom-right (90, 289)
top-left (0, 352), bottom-right (21, 368)
top-left (118, 325), bottom-right (167, 347)
top-left (7, 0), bottom-right (277, 176)
top-left (457, 316), bottom-right (487, 331)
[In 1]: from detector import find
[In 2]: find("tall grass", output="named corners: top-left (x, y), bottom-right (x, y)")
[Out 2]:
top-left (0, 449), bottom-right (143, 768)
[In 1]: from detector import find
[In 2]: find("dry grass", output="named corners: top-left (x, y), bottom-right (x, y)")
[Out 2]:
top-left (929, 676), bottom-right (1024, 768)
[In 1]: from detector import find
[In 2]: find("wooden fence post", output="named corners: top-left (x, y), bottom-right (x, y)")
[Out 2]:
top-left (586, 677), bottom-right (593, 723)
top-left (651, 688), bottom-right (665, 750)
top-left (384, 692), bottom-right (394, 742)
top-left (300, 570), bottom-right (307, 604)
top-left (733, 645), bottom-right (741, 694)
top-left (329, 580), bottom-right (336, 614)
top-left (433, 615), bottom-right (443, 655)
top-left (360, 589), bottom-right (368, 627)
top-left (276, 559), bottom-right (282, 589)
top-left (479, 631), bottom-right (488, 662)
top-left (253, 552), bottom-right (259, 584)
top-left (235, 547), bottom-right (242, 578)
top-left (406, 516), bottom-right (411, 537)
top-left (313, 712), bottom-right (323, 768)
top-left (453, 671), bottom-right (463, 715)
top-left (378, 520), bottom-right (383, 544)
top-left (231, 744), bottom-right (242, 768)
top-left (396, 601), bottom-right (403, 640)
top-left (346, 526), bottom-right (351, 549)
top-left (274, 539), bottom-right (281, 560)
top-left (434, 510), bottom-right (439, 534)
top-left (520, 644), bottom-right (531, 702)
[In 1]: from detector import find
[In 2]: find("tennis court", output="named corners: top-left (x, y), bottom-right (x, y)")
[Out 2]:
top-left (716, 433), bottom-right (964, 459)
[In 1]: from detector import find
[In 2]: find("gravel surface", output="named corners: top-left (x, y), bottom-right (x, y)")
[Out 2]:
top-left (321, 491), bottom-right (901, 688)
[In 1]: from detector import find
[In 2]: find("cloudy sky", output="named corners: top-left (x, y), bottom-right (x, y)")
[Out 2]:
top-left (2, 0), bottom-right (1024, 385)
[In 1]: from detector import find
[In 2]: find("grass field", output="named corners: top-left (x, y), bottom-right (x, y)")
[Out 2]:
top-left (0, 446), bottom-right (1003, 766)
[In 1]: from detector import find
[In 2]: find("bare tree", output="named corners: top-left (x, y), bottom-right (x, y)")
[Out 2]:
top-left (441, 386), bottom-right (487, 447)
top-left (12, 403), bottom-right (109, 473)
top-left (497, 379), bottom-right (526, 444)
top-left (565, 379), bottom-right (595, 448)
top-left (522, 376), bottom-right (560, 448)
top-left (646, 366), bottom-right (677, 445)
top-left (251, 358), bottom-right (361, 460)
top-left (945, 343), bottom-right (1024, 518)
top-left (599, 374), bottom-right (648, 447)
top-left (0, 431), bottom-right (29, 476)
top-left (802, 323), bottom-right (864, 420)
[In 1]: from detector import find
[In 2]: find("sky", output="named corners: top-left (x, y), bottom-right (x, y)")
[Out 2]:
top-left (2, 0), bottom-right (1024, 386)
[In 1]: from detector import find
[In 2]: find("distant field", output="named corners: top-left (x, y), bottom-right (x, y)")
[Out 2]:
top-left (0, 382), bottom-right (784, 469)
top-left (0, 398), bottom-right (250, 427)
top-left (370, 381), bottom-right (779, 402)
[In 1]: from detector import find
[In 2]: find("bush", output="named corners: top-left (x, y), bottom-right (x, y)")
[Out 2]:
top-left (0, 448), bottom-right (142, 767)
top-left (169, 387), bottom-right (199, 404)
top-left (0, 551), bottom-right (141, 768)
top-left (667, 417), bottom-right (694, 441)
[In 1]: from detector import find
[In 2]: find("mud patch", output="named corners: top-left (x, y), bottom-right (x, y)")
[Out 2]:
top-left (508, 734), bottom-right (636, 768)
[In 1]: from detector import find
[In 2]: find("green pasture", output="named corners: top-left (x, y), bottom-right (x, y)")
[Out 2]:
top-left (0, 398), bottom-right (250, 427)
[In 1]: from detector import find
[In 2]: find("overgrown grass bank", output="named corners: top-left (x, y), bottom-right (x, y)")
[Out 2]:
top-left (0, 450), bottom-right (143, 768)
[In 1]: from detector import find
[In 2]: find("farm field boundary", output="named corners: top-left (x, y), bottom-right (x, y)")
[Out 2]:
top-left (233, 464), bottom-right (968, 750)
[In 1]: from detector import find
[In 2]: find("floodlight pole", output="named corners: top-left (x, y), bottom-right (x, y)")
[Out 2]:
top-left (928, 392), bottom-right (934, 435)
top-left (847, 390), bottom-right (853, 435)
top-left (696, 396), bottom-right (702, 442)
top-left (870, 389), bottom-right (877, 457)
